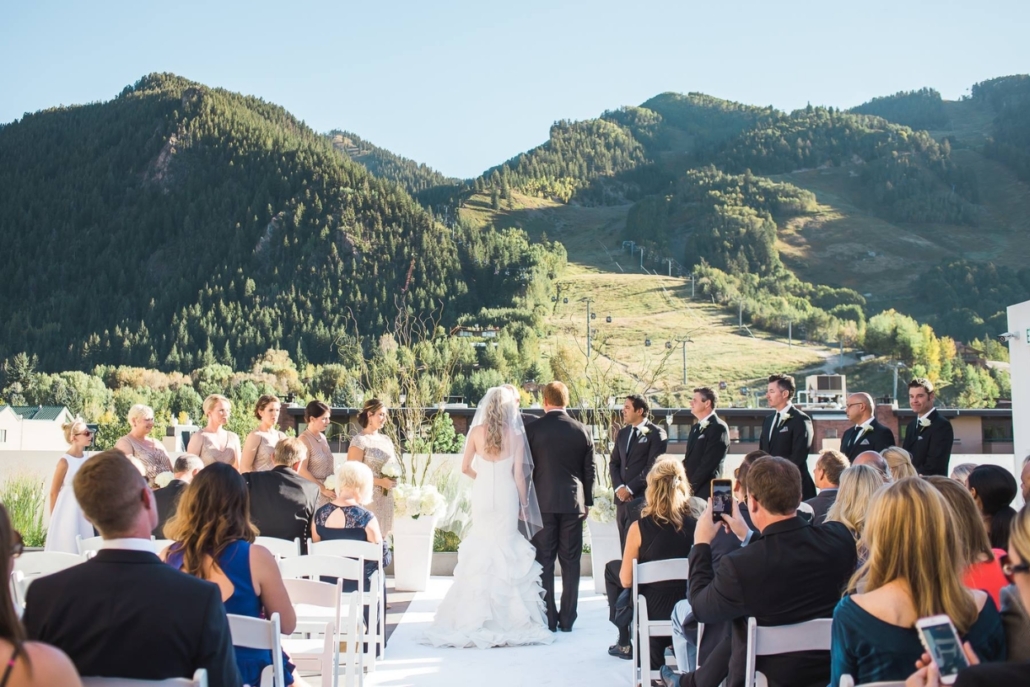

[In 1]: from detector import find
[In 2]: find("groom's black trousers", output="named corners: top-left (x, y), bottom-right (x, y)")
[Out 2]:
top-left (532, 512), bottom-right (583, 631)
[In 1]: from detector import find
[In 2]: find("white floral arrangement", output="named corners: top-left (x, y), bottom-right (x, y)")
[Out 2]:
top-left (588, 485), bottom-right (616, 524)
top-left (323, 474), bottom-right (337, 492)
top-left (380, 459), bottom-right (403, 495)
top-left (394, 483), bottom-right (447, 520)
top-left (154, 472), bottom-right (174, 489)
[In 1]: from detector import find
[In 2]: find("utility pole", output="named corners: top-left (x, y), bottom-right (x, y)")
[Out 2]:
top-left (691, 274), bottom-right (695, 298)
top-left (839, 338), bottom-right (844, 369)
top-left (681, 341), bottom-right (688, 386)
top-left (665, 258), bottom-right (673, 277)
top-left (639, 248), bottom-right (644, 269)
top-left (739, 301), bottom-right (743, 330)
top-left (788, 320), bottom-right (792, 348)
top-left (585, 298), bottom-right (593, 358)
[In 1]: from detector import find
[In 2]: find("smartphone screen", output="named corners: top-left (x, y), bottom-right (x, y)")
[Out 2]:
top-left (918, 619), bottom-right (969, 680)
top-left (711, 479), bottom-right (733, 522)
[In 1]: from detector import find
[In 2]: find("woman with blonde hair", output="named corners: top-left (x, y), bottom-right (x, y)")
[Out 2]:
top-left (825, 464), bottom-right (885, 543)
top-left (606, 457), bottom-right (696, 664)
top-left (186, 394), bottom-right (242, 469)
top-left (240, 394), bottom-right (285, 473)
top-left (830, 478), bottom-right (1006, 685)
top-left (346, 398), bottom-right (399, 537)
top-left (114, 404), bottom-right (172, 485)
top-left (44, 418), bottom-right (96, 553)
top-left (882, 446), bottom-right (918, 480)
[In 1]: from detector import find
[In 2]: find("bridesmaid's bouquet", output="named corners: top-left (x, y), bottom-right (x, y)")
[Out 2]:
top-left (154, 472), bottom-right (174, 489)
top-left (393, 484), bottom-right (447, 520)
top-left (588, 485), bottom-right (616, 524)
top-left (380, 459), bottom-right (402, 496)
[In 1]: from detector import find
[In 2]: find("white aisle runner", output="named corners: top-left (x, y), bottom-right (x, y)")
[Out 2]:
top-left (367, 578), bottom-right (631, 687)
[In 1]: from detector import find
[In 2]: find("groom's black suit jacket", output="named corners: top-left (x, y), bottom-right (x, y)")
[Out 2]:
top-left (759, 406), bottom-right (815, 500)
top-left (902, 408), bottom-right (954, 476)
top-left (609, 420), bottom-right (668, 498)
top-left (683, 414), bottom-right (730, 499)
top-left (840, 418), bottom-right (895, 460)
top-left (525, 410), bottom-right (595, 514)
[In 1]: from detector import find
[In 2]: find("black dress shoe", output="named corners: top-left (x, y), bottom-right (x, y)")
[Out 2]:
top-left (608, 643), bottom-right (632, 660)
top-left (659, 665), bottom-right (681, 687)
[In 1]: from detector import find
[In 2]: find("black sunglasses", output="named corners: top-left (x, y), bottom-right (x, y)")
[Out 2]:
top-left (1002, 554), bottom-right (1030, 576)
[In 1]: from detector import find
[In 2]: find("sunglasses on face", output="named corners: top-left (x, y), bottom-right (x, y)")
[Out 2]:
top-left (1002, 555), bottom-right (1030, 576)
top-left (76, 430), bottom-right (93, 437)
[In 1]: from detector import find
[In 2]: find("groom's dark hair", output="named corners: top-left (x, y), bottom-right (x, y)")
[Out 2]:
top-left (626, 394), bottom-right (649, 415)
top-left (542, 382), bottom-right (569, 408)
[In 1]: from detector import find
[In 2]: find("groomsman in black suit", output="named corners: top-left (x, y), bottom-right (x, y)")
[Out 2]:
top-left (840, 392), bottom-right (895, 460)
top-left (526, 381), bottom-right (595, 632)
top-left (759, 373), bottom-right (816, 500)
top-left (901, 377), bottom-right (954, 476)
top-left (683, 387), bottom-right (730, 499)
top-left (609, 394), bottom-right (668, 548)
top-left (152, 454), bottom-right (203, 537)
top-left (23, 450), bottom-right (241, 686)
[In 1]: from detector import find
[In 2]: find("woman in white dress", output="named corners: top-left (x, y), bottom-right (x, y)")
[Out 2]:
top-left (424, 386), bottom-right (554, 648)
top-left (44, 418), bottom-right (95, 552)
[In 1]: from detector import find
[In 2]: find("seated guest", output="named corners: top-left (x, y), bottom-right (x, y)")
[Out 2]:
top-left (968, 465), bottom-right (1018, 551)
top-left (830, 478), bottom-right (1006, 686)
top-left (163, 463), bottom-right (296, 686)
top-left (926, 476), bottom-right (1008, 608)
top-left (825, 465), bottom-right (886, 545)
top-left (852, 450), bottom-right (892, 482)
top-left (661, 456), bottom-right (858, 687)
top-left (22, 451), bottom-right (240, 686)
top-left (882, 446), bottom-right (918, 480)
top-left (951, 462), bottom-right (978, 486)
top-left (805, 450), bottom-right (849, 524)
top-left (606, 458), bottom-right (696, 665)
top-left (0, 504), bottom-right (83, 687)
top-left (153, 454), bottom-right (203, 537)
top-left (244, 438), bottom-right (320, 550)
top-left (1021, 455), bottom-right (1030, 502)
top-left (311, 460), bottom-right (391, 640)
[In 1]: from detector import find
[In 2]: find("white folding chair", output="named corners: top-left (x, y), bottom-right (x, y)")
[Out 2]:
top-left (81, 669), bottom-right (207, 686)
top-left (76, 534), bottom-right (106, 555)
top-left (8, 571), bottom-right (23, 618)
top-left (631, 558), bottom-right (690, 687)
top-left (12, 551), bottom-right (84, 606)
top-left (278, 555), bottom-right (366, 678)
top-left (309, 539), bottom-right (386, 665)
top-left (839, 677), bottom-right (905, 687)
top-left (255, 536), bottom-right (302, 559)
top-left (227, 612), bottom-right (285, 687)
top-left (745, 617), bottom-right (833, 687)
top-left (280, 577), bottom-right (362, 687)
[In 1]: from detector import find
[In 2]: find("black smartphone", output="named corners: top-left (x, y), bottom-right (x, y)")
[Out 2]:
top-left (711, 478), bottom-right (733, 522)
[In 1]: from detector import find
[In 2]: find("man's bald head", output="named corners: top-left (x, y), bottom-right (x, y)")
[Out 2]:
top-left (845, 392), bottom-right (875, 425)
top-left (853, 450), bottom-right (892, 482)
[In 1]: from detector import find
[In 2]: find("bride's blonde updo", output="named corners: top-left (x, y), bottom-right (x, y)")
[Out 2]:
top-left (484, 387), bottom-right (515, 453)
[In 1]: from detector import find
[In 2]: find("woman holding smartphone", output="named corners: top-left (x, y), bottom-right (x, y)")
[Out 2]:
top-left (830, 478), bottom-right (1006, 686)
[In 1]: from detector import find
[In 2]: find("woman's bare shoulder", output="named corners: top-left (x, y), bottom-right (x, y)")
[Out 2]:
top-left (22, 642), bottom-right (82, 686)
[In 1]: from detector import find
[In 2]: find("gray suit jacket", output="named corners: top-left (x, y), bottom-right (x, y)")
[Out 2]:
top-left (1001, 583), bottom-right (1030, 662)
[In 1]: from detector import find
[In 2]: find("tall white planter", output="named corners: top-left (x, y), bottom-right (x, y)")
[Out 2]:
top-left (587, 518), bottom-right (621, 595)
top-left (393, 514), bottom-right (438, 592)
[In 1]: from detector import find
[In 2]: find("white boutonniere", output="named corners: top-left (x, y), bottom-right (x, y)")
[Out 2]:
top-left (698, 420), bottom-right (710, 432)
top-left (639, 426), bottom-right (651, 436)
top-left (781, 413), bottom-right (792, 422)
top-left (918, 417), bottom-right (931, 430)
top-left (858, 425), bottom-right (871, 437)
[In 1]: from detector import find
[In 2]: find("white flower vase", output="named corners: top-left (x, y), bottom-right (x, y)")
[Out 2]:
top-left (393, 513), bottom-right (438, 592)
top-left (587, 518), bottom-right (621, 594)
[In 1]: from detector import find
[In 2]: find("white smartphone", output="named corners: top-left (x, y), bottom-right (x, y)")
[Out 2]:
top-left (915, 615), bottom-right (969, 684)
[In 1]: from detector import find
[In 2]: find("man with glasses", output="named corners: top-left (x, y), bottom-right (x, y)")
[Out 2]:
top-left (840, 392), bottom-right (895, 461)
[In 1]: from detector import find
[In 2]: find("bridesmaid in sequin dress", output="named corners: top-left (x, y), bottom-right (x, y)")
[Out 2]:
top-left (114, 404), bottom-right (174, 486)
top-left (241, 394), bottom-right (286, 473)
top-left (298, 400), bottom-right (337, 508)
top-left (187, 395), bottom-right (242, 469)
top-left (346, 399), bottom-right (398, 538)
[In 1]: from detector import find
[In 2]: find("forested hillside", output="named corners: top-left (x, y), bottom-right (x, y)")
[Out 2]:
top-left (0, 74), bottom-right (559, 371)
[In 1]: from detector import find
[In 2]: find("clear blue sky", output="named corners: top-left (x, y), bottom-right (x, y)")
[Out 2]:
top-left (3, 0), bottom-right (1027, 178)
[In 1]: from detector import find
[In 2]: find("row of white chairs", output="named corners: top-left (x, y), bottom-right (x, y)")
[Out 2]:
top-left (629, 558), bottom-right (897, 687)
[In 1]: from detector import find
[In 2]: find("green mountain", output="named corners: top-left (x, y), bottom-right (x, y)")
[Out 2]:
top-left (0, 73), bottom-right (558, 371)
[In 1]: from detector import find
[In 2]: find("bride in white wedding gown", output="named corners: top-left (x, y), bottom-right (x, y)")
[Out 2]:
top-left (423, 386), bottom-right (555, 648)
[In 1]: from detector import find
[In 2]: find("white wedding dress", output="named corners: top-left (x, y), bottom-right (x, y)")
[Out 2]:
top-left (423, 454), bottom-right (555, 648)
top-left (44, 454), bottom-right (94, 553)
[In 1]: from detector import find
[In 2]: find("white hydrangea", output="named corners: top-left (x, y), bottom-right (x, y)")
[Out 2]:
top-left (589, 485), bottom-right (617, 524)
top-left (153, 472), bottom-right (174, 489)
top-left (392, 483), bottom-right (448, 519)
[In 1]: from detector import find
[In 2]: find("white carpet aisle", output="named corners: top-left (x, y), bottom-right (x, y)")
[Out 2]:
top-left (365, 578), bottom-right (632, 687)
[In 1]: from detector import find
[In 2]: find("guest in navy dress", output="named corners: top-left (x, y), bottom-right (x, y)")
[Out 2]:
top-left (161, 462), bottom-right (298, 686)
top-left (830, 478), bottom-right (1005, 686)
top-left (311, 461), bottom-right (391, 646)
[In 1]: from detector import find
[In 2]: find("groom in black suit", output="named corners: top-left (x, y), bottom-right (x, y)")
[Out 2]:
top-left (759, 373), bottom-right (816, 500)
top-left (901, 377), bottom-right (954, 476)
top-left (609, 394), bottom-right (668, 549)
top-left (683, 386), bottom-right (730, 499)
top-left (526, 381), bottom-right (595, 632)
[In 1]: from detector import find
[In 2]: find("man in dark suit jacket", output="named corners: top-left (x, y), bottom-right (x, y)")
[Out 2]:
top-left (901, 377), bottom-right (954, 476)
top-left (759, 373), bottom-right (816, 500)
top-left (152, 454), bottom-right (203, 537)
top-left (683, 386), bottom-right (730, 499)
top-left (609, 394), bottom-right (668, 549)
top-left (840, 392), bottom-right (896, 460)
top-left (661, 456), bottom-right (857, 687)
top-left (23, 450), bottom-right (241, 687)
top-left (804, 449), bottom-right (848, 523)
top-left (525, 381), bottom-right (595, 632)
top-left (244, 437), bottom-right (320, 551)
